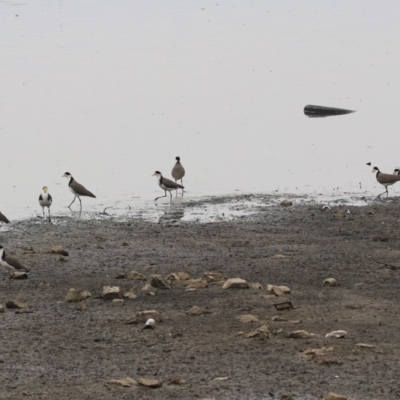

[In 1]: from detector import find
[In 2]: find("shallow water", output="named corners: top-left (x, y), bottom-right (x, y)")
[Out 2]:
top-left (1, 0), bottom-right (400, 220)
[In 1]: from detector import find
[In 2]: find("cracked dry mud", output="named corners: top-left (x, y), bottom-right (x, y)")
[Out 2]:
top-left (1, 198), bottom-right (400, 400)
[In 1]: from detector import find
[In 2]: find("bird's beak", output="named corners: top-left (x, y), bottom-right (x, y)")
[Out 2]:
top-left (62, 174), bottom-right (66, 178)
top-left (371, 169), bottom-right (375, 173)
top-left (152, 173), bottom-right (156, 176)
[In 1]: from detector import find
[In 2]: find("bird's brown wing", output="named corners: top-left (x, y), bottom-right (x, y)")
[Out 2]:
top-left (162, 177), bottom-right (184, 189)
top-left (377, 173), bottom-right (400, 185)
top-left (5, 255), bottom-right (30, 272)
top-left (171, 163), bottom-right (185, 180)
top-left (71, 181), bottom-right (96, 198)
top-left (0, 212), bottom-right (10, 224)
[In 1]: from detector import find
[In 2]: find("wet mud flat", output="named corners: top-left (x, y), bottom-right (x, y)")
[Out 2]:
top-left (1, 196), bottom-right (400, 400)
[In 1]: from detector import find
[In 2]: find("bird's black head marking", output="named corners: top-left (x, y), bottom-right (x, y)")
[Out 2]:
top-left (176, 157), bottom-right (180, 162)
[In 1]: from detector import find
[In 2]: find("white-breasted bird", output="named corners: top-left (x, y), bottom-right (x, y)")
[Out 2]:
top-left (0, 245), bottom-right (30, 286)
top-left (152, 171), bottom-right (184, 202)
top-left (39, 186), bottom-right (52, 221)
top-left (372, 166), bottom-right (400, 198)
top-left (62, 172), bottom-right (96, 211)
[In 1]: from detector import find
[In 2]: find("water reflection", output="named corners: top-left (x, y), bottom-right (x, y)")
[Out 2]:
top-left (158, 205), bottom-right (185, 225)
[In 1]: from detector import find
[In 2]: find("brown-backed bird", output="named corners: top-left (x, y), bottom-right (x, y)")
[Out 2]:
top-left (152, 171), bottom-right (184, 202)
top-left (62, 172), bottom-right (96, 211)
top-left (372, 166), bottom-right (400, 198)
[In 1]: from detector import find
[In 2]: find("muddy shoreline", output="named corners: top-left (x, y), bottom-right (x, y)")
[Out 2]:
top-left (1, 195), bottom-right (400, 399)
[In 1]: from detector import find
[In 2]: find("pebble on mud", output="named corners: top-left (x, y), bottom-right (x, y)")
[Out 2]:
top-left (12, 271), bottom-right (28, 279)
top-left (143, 318), bottom-right (156, 329)
top-left (107, 377), bottom-right (137, 387)
top-left (302, 346), bottom-right (334, 359)
top-left (274, 301), bottom-right (293, 310)
top-left (186, 306), bottom-right (203, 316)
top-left (0, 304), bottom-right (4, 313)
top-left (325, 330), bottom-right (347, 339)
top-left (123, 291), bottom-right (137, 299)
top-left (355, 343), bottom-right (375, 349)
top-left (102, 286), bottom-right (122, 300)
top-left (222, 278), bottom-right (249, 290)
top-left (323, 278), bottom-right (338, 287)
top-left (237, 314), bottom-right (259, 323)
top-left (126, 310), bottom-right (162, 324)
top-left (281, 396), bottom-right (293, 400)
top-left (150, 274), bottom-right (171, 290)
top-left (112, 299), bottom-right (124, 305)
top-left (202, 272), bottom-right (225, 282)
top-left (289, 330), bottom-right (315, 339)
top-left (167, 377), bottom-right (187, 385)
top-left (280, 199), bottom-right (293, 207)
top-left (325, 393), bottom-right (349, 400)
top-left (65, 288), bottom-right (83, 302)
top-left (245, 325), bottom-right (271, 339)
top-left (47, 245), bottom-right (69, 257)
top-left (249, 282), bottom-right (262, 289)
top-left (80, 290), bottom-right (92, 299)
top-left (138, 377), bottom-right (162, 388)
top-left (6, 301), bottom-right (28, 309)
top-left (186, 279), bottom-right (209, 289)
top-left (165, 273), bottom-right (180, 282)
top-left (176, 272), bottom-right (191, 280)
top-left (126, 271), bottom-right (147, 280)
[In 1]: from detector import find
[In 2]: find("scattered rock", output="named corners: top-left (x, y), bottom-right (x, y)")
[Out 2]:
top-left (80, 290), bottom-right (92, 299)
top-left (102, 286), bottom-right (122, 300)
top-left (141, 283), bottom-right (153, 292)
top-left (321, 205), bottom-right (331, 211)
top-left (289, 320), bottom-right (302, 324)
top-left (289, 330), bottom-right (315, 339)
top-left (203, 272), bottom-right (225, 282)
top-left (176, 272), bottom-right (190, 280)
top-left (280, 199), bottom-right (293, 207)
top-left (355, 343), bottom-right (375, 349)
top-left (150, 275), bottom-right (170, 290)
top-left (167, 377), bottom-right (187, 385)
top-left (274, 301), bottom-right (293, 310)
top-left (0, 304), bottom-right (4, 313)
top-left (303, 346), bottom-right (334, 358)
top-left (65, 289), bottom-right (83, 302)
top-left (112, 299), bottom-right (124, 305)
top-left (59, 256), bottom-right (68, 262)
top-left (277, 285), bottom-right (291, 294)
top-left (186, 279), bottom-right (209, 289)
top-left (249, 282), bottom-right (262, 289)
top-left (213, 376), bottom-right (229, 381)
top-left (272, 286), bottom-right (285, 297)
top-left (126, 271), bottom-right (147, 280)
top-left (271, 316), bottom-right (287, 322)
top-left (281, 396), bottom-right (293, 400)
top-left (237, 314), bottom-right (259, 323)
top-left (47, 245), bottom-right (69, 256)
top-left (12, 271), bottom-right (28, 279)
top-left (165, 273), bottom-right (180, 282)
top-left (126, 310), bottom-right (162, 324)
top-left (123, 291), bottom-right (137, 299)
top-left (222, 278), bottom-right (249, 290)
top-left (185, 288), bottom-right (197, 292)
top-left (325, 330), bottom-right (347, 339)
top-left (323, 278), bottom-right (338, 287)
top-left (108, 377), bottom-right (137, 387)
top-left (245, 325), bottom-right (271, 339)
top-left (325, 393), bottom-right (349, 400)
top-left (121, 242), bottom-right (129, 246)
top-left (372, 236), bottom-right (390, 242)
top-left (186, 306), bottom-right (203, 316)
top-left (138, 377), bottom-right (162, 388)
top-left (143, 318), bottom-right (156, 329)
top-left (6, 301), bottom-right (28, 309)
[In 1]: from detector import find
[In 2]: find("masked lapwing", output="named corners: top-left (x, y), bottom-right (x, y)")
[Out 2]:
top-left (39, 186), bottom-right (52, 222)
top-left (0, 212), bottom-right (10, 224)
top-left (372, 166), bottom-right (400, 198)
top-left (0, 245), bottom-right (30, 287)
top-left (152, 171), bottom-right (184, 201)
top-left (171, 156), bottom-right (185, 195)
top-left (62, 172), bottom-right (96, 211)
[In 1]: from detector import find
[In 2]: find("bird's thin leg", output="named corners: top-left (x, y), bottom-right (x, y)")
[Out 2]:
top-left (169, 191), bottom-right (173, 202)
top-left (68, 196), bottom-right (77, 209)
top-left (181, 179), bottom-right (184, 194)
top-left (377, 188), bottom-right (388, 198)
top-left (42, 208), bottom-right (45, 221)
top-left (48, 207), bottom-right (51, 222)
top-left (154, 191), bottom-right (167, 201)
top-left (78, 196), bottom-right (82, 212)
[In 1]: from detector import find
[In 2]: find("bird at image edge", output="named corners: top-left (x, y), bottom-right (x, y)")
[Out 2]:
top-left (372, 166), bottom-right (400, 198)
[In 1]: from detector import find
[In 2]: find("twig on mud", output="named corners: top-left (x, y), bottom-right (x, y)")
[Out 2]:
top-left (369, 256), bottom-right (399, 270)
top-left (99, 206), bottom-right (113, 216)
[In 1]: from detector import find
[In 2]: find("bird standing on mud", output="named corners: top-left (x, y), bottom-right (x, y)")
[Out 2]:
top-left (0, 245), bottom-right (30, 286)
top-left (0, 212), bottom-right (10, 224)
top-left (39, 186), bottom-right (52, 222)
top-left (152, 171), bottom-right (184, 202)
top-left (372, 166), bottom-right (400, 198)
top-left (171, 156), bottom-right (185, 195)
top-left (62, 172), bottom-right (96, 211)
